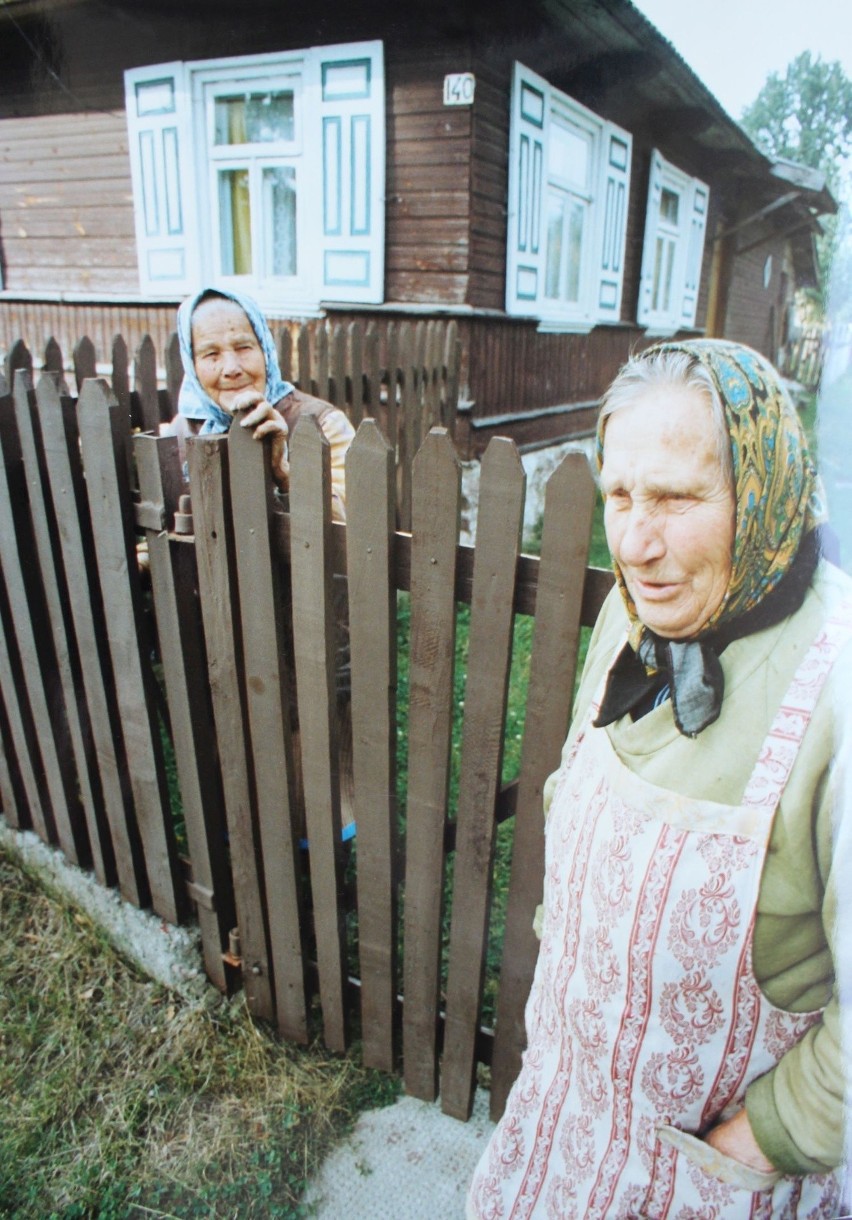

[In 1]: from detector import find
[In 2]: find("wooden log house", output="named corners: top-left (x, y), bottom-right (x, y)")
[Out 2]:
top-left (0, 0), bottom-right (835, 457)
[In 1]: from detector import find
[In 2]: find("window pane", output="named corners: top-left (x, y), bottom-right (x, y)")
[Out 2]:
top-left (263, 166), bottom-right (297, 277)
top-left (549, 119), bottom-right (590, 190)
top-left (652, 235), bottom-right (677, 313)
top-left (218, 169), bottom-right (252, 275)
top-left (662, 239), bottom-right (676, 312)
top-left (566, 200), bottom-right (584, 302)
top-left (660, 186), bottom-right (679, 226)
top-left (652, 236), bottom-right (664, 311)
top-left (545, 195), bottom-right (564, 299)
top-left (215, 92), bottom-right (295, 145)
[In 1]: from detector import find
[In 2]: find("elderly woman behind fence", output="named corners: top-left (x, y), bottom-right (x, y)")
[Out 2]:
top-left (176, 287), bottom-right (354, 522)
top-left (468, 340), bottom-right (851, 1218)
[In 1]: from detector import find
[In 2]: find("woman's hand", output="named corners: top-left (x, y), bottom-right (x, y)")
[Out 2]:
top-left (229, 388), bottom-right (290, 488)
top-left (703, 1108), bottom-right (775, 1173)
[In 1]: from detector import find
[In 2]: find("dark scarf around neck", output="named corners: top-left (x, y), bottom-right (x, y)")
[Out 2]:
top-left (594, 529), bottom-right (823, 737)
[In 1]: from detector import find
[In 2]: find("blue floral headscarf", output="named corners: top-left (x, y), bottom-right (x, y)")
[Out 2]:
top-left (177, 287), bottom-right (294, 434)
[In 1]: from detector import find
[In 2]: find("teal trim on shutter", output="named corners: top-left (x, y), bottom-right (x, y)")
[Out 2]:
top-left (506, 62), bottom-right (548, 316)
top-left (637, 150), bottom-right (664, 328)
top-left (594, 123), bottom-right (632, 323)
top-left (124, 63), bottom-right (198, 296)
top-left (680, 178), bottom-right (709, 328)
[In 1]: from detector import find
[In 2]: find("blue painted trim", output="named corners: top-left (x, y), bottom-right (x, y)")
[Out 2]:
top-left (321, 58), bottom-right (371, 102)
top-left (324, 250), bottom-right (370, 286)
top-left (323, 116), bottom-right (342, 236)
top-left (350, 114), bottom-right (371, 236)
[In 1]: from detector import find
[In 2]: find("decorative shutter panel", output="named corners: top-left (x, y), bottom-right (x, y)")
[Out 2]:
top-left (680, 177), bottom-right (709, 328)
top-left (316, 41), bottom-right (385, 304)
top-left (124, 63), bottom-right (197, 296)
top-left (593, 122), bottom-right (632, 324)
top-left (637, 149), bottom-right (664, 328)
top-left (506, 62), bottom-right (547, 316)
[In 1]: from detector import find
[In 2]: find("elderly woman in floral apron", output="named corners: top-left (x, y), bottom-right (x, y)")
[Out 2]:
top-left (469, 340), bottom-right (850, 1218)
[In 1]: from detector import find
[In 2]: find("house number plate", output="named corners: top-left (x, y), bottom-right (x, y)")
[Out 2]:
top-left (443, 73), bottom-right (476, 106)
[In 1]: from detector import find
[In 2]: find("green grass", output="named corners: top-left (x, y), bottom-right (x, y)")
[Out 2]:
top-left (0, 847), bottom-right (398, 1220)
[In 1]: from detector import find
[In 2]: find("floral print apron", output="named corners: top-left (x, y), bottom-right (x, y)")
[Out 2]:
top-left (468, 614), bottom-right (850, 1219)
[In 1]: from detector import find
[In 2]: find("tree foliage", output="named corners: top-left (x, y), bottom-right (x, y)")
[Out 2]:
top-left (741, 51), bottom-right (852, 188)
top-left (741, 52), bottom-right (852, 320)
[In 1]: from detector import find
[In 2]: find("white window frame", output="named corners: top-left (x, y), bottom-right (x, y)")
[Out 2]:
top-left (506, 62), bottom-right (632, 332)
top-left (637, 150), bottom-right (709, 335)
top-left (124, 41), bottom-right (385, 310)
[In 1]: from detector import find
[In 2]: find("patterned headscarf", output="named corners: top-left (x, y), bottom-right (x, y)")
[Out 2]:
top-left (177, 287), bottom-right (294, 434)
top-left (595, 339), bottom-right (826, 735)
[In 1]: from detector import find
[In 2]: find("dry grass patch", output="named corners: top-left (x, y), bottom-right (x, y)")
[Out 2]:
top-left (0, 847), bottom-right (398, 1219)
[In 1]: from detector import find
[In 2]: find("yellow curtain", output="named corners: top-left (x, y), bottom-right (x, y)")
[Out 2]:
top-left (227, 100), bottom-right (251, 275)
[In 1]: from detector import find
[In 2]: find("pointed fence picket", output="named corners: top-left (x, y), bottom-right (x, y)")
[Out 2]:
top-left (0, 349), bottom-right (613, 1125)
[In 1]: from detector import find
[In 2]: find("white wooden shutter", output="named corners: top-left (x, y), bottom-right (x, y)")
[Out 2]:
top-left (506, 62), bottom-right (547, 316)
top-left (680, 177), bottom-right (709, 328)
top-left (315, 41), bottom-right (385, 304)
top-left (124, 63), bottom-right (198, 296)
top-left (637, 149), bottom-right (664, 328)
top-left (593, 122), bottom-right (632, 324)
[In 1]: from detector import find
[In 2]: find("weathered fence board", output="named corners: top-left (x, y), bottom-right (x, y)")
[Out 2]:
top-left (227, 417), bottom-right (308, 1043)
top-left (188, 436), bottom-right (274, 1020)
top-left (441, 438), bottom-right (527, 1120)
top-left (77, 379), bottom-right (185, 924)
top-left (488, 450), bottom-right (597, 1120)
top-left (0, 694), bottom-right (25, 830)
top-left (346, 421), bottom-right (399, 1073)
top-left (289, 416), bottom-right (347, 1051)
top-left (34, 372), bottom-right (147, 906)
top-left (13, 370), bottom-right (115, 884)
top-left (0, 562), bottom-right (43, 833)
top-left (402, 429), bottom-right (462, 1101)
top-left (0, 379), bottom-right (84, 860)
top-left (135, 433), bottom-right (236, 992)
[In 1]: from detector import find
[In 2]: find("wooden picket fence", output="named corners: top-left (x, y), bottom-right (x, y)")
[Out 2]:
top-left (4, 316), bottom-right (462, 528)
top-left (0, 358), bottom-right (613, 1123)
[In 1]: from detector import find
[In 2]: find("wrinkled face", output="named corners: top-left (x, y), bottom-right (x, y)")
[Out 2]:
top-left (191, 298), bottom-right (267, 412)
top-left (600, 384), bottom-right (736, 640)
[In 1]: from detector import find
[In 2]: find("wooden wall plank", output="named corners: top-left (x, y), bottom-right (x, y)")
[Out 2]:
top-left (398, 323), bottom-right (416, 530)
top-left (227, 419), bottom-right (308, 1043)
top-left (441, 437), bottom-right (526, 1120)
top-left (330, 323), bottom-right (346, 408)
top-left (77, 378), bottom-right (185, 923)
top-left (488, 451), bottom-right (596, 1120)
top-left (289, 415), bottom-right (348, 1051)
top-left (135, 433), bottom-right (237, 992)
top-left (13, 370), bottom-right (115, 883)
top-left (73, 337), bottom-right (97, 392)
top-left (346, 421), bottom-right (398, 1071)
top-left (188, 435), bottom-right (274, 1020)
top-left (402, 428), bottom-right (461, 1101)
top-left (348, 322), bottom-right (364, 426)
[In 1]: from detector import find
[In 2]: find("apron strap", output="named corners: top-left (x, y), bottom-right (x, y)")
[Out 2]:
top-left (741, 601), bottom-right (852, 812)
